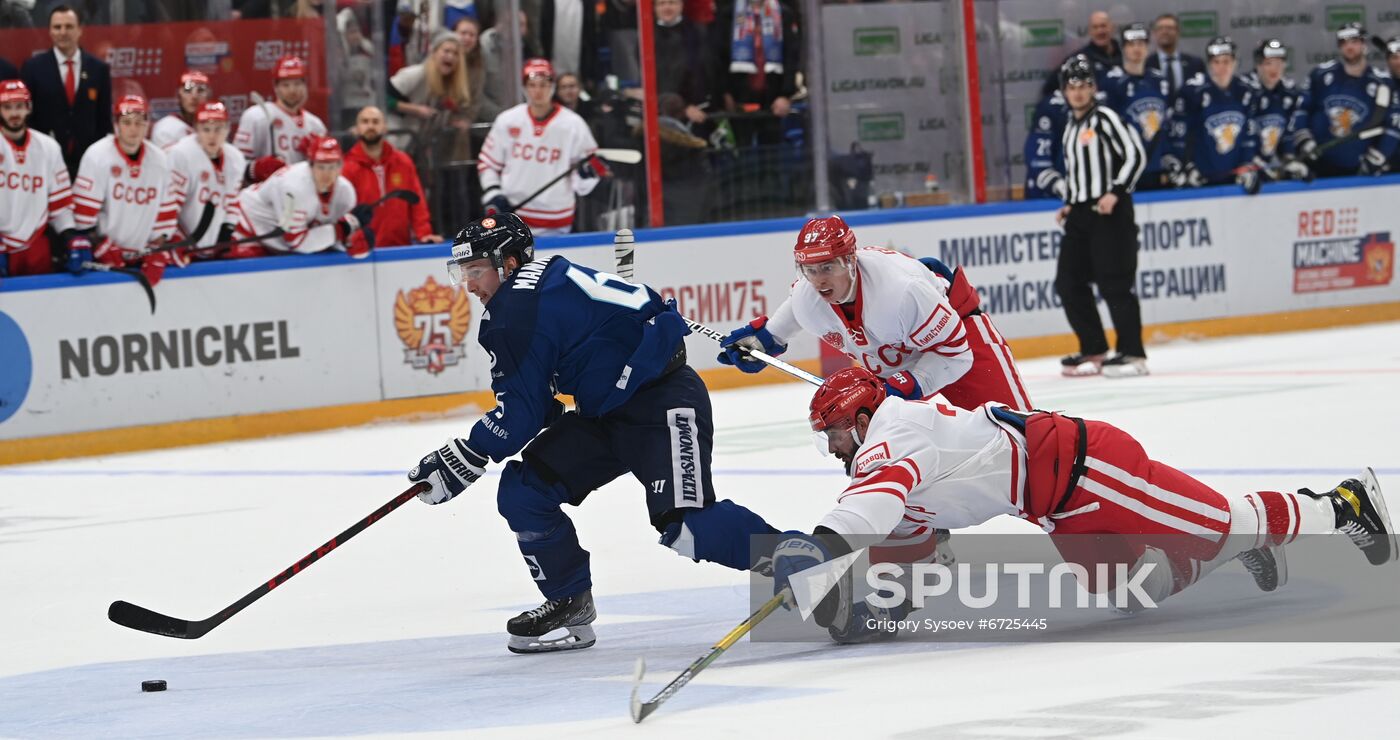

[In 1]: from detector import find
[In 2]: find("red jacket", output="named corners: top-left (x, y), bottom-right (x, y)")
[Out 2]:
top-left (342, 140), bottom-right (435, 248)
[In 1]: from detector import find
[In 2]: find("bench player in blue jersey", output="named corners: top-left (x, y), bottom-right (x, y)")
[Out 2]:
top-left (406, 213), bottom-right (781, 653)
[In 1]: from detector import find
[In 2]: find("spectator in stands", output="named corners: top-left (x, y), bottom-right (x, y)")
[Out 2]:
top-left (21, 5), bottom-right (111, 177)
top-left (338, 7), bottom-right (378, 129)
top-left (387, 30), bottom-right (473, 159)
top-left (342, 105), bottom-right (440, 247)
top-left (554, 71), bottom-right (595, 121)
top-left (1040, 10), bottom-right (1120, 97)
top-left (0, 0), bottom-right (33, 29)
top-left (712, 0), bottom-right (798, 147)
top-left (481, 10), bottom-right (544, 109)
top-left (455, 15), bottom-right (503, 124)
top-left (1146, 13), bottom-right (1204, 98)
top-left (389, 0), bottom-right (434, 76)
top-left (150, 71), bottom-right (211, 149)
top-left (654, 0), bottom-right (709, 125)
top-left (539, 0), bottom-right (599, 83)
top-left (603, 0), bottom-right (640, 83)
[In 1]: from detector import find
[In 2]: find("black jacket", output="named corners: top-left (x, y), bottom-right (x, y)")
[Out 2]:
top-left (21, 48), bottom-right (112, 176)
top-left (1146, 51), bottom-right (1206, 96)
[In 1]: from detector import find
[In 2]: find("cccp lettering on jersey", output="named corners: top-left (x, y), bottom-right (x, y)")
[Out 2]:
top-left (113, 183), bottom-right (158, 205)
top-left (2, 171), bottom-right (43, 193)
top-left (196, 187), bottom-right (222, 205)
top-left (509, 142), bottom-right (563, 164)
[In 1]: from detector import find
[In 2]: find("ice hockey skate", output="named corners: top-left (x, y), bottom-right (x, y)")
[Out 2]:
top-left (1301, 469), bottom-right (1396, 565)
top-left (1101, 353), bottom-right (1149, 378)
top-left (1236, 545), bottom-right (1288, 592)
top-left (506, 590), bottom-right (598, 654)
top-left (1060, 352), bottom-right (1106, 377)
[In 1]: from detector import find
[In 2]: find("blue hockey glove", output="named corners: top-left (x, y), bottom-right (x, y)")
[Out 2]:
top-left (772, 533), bottom-right (830, 600)
top-left (883, 371), bottom-right (923, 400)
top-left (715, 316), bottom-right (786, 373)
top-left (827, 600), bottom-right (911, 644)
top-left (482, 191), bottom-right (512, 216)
top-left (409, 438), bottom-right (486, 505)
top-left (66, 234), bottom-right (93, 275)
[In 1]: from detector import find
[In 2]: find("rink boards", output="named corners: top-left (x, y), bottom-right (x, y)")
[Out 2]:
top-left (1, 176), bottom-right (1397, 453)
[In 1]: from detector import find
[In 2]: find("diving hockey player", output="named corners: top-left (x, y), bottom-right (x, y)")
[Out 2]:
top-left (407, 214), bottom-right (781, 653)
top-left (476, 58), bottom-right (605, 234)
top-left (772, 368), bottom-right (1394, 643)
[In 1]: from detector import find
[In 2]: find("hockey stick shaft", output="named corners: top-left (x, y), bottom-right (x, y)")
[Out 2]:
top-left (611, 230), bottom-right (823, 386)
top-left (630, 591), bottom-right (787, 722)
top-left (510, 149), bottom-right (639, 212)
top-left (82, 261), bottom-right (156, 314)
top-left (108, 482), bottom-right (428, 639)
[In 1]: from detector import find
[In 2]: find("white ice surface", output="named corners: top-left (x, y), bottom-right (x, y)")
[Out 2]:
top-left (4, 322), bottom-right (1400, 738)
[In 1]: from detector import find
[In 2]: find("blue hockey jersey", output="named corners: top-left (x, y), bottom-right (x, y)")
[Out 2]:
top-left (1024, 91), bottom-right (1068, 199)
top-left (1300, 61), bottom-right (1400, 170)
top-left (1244, 72), bottom-right (1307, 162)
top-left (466, 256), bottom-right (691, 463)
top-left (1172, 73), bottom-right (1258, 181)
top-left (1103, 66), bottom-right (1172, 175)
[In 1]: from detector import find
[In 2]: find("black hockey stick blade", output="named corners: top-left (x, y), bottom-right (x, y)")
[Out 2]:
top-left (378, 188), bottom-right (421, 207)
top-left (107, 482), bottom-right (426, 639)
top-left (83, 261), bottom-right (156, 314)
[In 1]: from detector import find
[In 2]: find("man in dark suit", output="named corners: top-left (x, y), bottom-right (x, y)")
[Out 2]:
top-left (1146, 13), bottom-right (1205, 98)
top-left (20, 5), bottom-right (112, 177)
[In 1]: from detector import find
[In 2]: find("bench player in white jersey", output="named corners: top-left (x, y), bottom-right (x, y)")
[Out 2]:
top-left (0, 79), bottom-right (77, 278)
top-left (718, 215), bottom-right (1032, 414)
top-left (477, 58), bottom-right (604, 234)
top-left (150, 71), bottom-right (210, 149)
top-left (769, 368), bottom-right (1395, 642)
top-left (233, 55), bottom-right (327, 180)
top-left (166, 101), bottom-right (245, 251)
top-left (231, 136), bottom-right (370, 258)
top-left (72, 95), bottom-right (182, 279)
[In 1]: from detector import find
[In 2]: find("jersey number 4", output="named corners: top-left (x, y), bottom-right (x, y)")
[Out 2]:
top-left (565, 266), bottom-right (649, 310)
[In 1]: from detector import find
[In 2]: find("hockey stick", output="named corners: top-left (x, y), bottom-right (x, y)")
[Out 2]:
top-left (108, 482), bottom-right (429, 639)
top-left (629, 591), bottom-right (788, 723)
top-left (249, 91), bottom-right (279, 159)
top-left (370, 188), bottom-right (421, 209)
top-left (613, 229), bottom-right (824, 387)
top-left (158, 201), bottom-right (219, 251)
top-left (509, 149), bottom-right (643, 213)
top-left (81, 261), bottom-right (156, 314)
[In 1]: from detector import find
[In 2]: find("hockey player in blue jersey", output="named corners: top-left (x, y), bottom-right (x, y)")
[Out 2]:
top-left (1166, 37), bottom-right (1258, 189)
top-left (1245, 39), bottom-right (1313, 183)
top-left (407, 213), bottom-right (780, 653)
top-left (1383, 37), bottom-right (1400, 172)
top-left (1103, 23), bottom-right (1172, 190)
top-left (1296, 22), bottom-right (1399, 177)
top-left (1024, 90), bottom-right (1069, 199)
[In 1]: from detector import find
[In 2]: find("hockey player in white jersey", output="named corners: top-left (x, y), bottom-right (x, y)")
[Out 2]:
top-left (150, 71), bottom-right (210, 149)
top-left (72, 95), bottom-right (181, 280)
top-left (231, 136), bottom-right (371, 258)
top-left (233, 55), bottom-right (327, 180)
top-left (771, 368), bottom-right (1396, 643)
top-left (0, 79), bottom-right (77, 278)
top-left (477, 58), bottom-right (604, 234)
top-left (719, 215), bottom-right (1032, 412)
top-left (166, 101), bottom-right (245, 251)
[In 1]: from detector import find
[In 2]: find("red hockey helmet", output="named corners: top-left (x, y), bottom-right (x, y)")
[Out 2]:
top-left (114, 94), bottom-right (149, 119)
top-left (195, 100), bottom-right (229, 124)
top-left (179, 71), bottom-right (211, 91)
top-left (523, 58), bottom-right (555, 82)
top-left (0, 79), bottom-right (30, 105)
top-left (809, 367), bottom-right (887, 433)
top-left (794, 215), bottom-right (857, 266)
top-left (309, 136), bottom-right (343, 163)
top-left (274, 55), bottom-right (307, 81)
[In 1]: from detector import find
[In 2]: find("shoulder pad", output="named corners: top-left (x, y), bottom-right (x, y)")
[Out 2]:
top-left (1106, 66), bottom-right (1125, 79)
top-left (1316, 60), bottom-right (1339, 72)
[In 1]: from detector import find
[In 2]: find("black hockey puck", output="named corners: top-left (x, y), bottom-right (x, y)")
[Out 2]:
top-left (141, 680), bottom-right (167, 692)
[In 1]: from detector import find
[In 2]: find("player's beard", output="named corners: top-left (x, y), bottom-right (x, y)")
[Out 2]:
top-left (1, 118), bottom-right (25, 135)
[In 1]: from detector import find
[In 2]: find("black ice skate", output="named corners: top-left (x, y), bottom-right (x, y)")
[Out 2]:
top-left (1236, 545), bottom-right (1287, 592)
top-left (506, 590), bottom-right (597, 654)
top-left (933, 528), bottom-right (956, 566)
top-left (1101, 353), bottom-right (1149, 378)
top-left (1300, 468), bottom-right (1396, 566)
top-left (1060, 352), bottom-right (1106, 377)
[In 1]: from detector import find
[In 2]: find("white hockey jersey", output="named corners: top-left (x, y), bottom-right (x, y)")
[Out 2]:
top-left (233, 161), bottom-right (356, 253)
top-left (150, 114), bottom-right (193, 149)
top-left (72, 135), bottom-right (179, 255)
top-left (478, 103), bottom-right (599, 233)
top-left (0, 129), bottom-right (75, 253)
top-left (166, 135), bottom-right (246, 248)
top-left (768, 247), bottom-right (973, 394)
top-left (816, 398), bottom-right (1027, 556)
top-left (232, 102), bottom-right (327, 164)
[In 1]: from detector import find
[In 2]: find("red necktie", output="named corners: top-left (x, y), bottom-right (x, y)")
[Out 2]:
top-left (749, 12), bottom-right (765, 93)
top-left (63, 59), bottom-right (76, 106)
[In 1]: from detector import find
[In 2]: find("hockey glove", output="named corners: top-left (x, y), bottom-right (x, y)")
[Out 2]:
top-left (409, 438), bottom-right (487, 505)
top-left (772, 533), bottom-right (830, 600)
top-left (482, 190), bottom-right (512, 216)
top-left (1297, 137), bottom-right (1319, 163)
top-left (827, 600), bottom-right (910, 644)
top-left (65, 234), bottom-right (93, 275)
top-left (216, 222), bottom-right (237, 244)
top-left (251, 155), bottom-right (286, 183)
top-left (883, 371), bottom-right (924, 400)
top-left (579, 154), bottom-right (610, 180)
top-left (346, 227), bottom-right (375, 259)
top-left (1359, 148), bottom-right (1390, 176)
top-left (772, 532), bottom-right (853, 628)
top-left (1282, 156), bottom-right (1314, 182)
top-left (715, 316), bottom-right (787, 373)
top-left (1034, 168), bottom-right (1067, 200)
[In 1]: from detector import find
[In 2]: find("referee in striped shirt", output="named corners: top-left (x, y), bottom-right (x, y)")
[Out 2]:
top-left (1052, 55), bottom-right (1149, 378)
